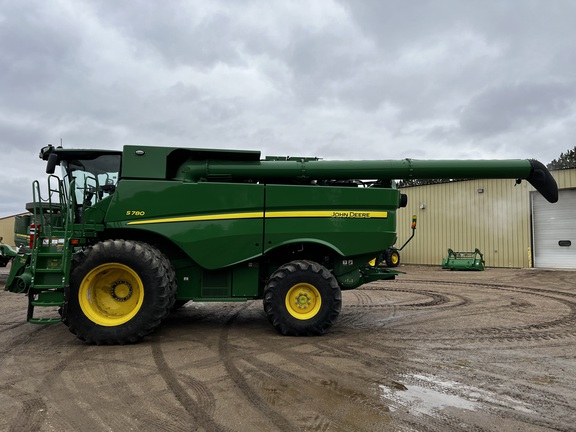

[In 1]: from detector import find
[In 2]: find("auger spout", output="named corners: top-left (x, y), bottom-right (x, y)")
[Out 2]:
top-left (176, 157), bottom-right (558, 203)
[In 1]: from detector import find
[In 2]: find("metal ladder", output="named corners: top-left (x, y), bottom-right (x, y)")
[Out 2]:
top-left (27, 176), bottom-right (74, 324)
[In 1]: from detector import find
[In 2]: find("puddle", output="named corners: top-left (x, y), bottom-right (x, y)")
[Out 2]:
top-left (379, 373), bottom-right (533, 417)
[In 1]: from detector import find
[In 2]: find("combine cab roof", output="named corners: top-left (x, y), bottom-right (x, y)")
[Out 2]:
top-left (40, 145), bottom-right (122, 161)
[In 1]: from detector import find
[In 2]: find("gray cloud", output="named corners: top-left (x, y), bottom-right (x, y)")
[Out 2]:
top-left (460, 81), bottom-right (576, 136)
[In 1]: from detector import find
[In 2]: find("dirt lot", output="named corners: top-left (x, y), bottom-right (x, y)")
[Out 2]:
top-left (1, 264), bottom-right (575, 432)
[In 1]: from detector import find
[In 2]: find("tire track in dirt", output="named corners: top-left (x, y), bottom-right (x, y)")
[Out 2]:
top-left (0, 323), bottom-right (35, 369)
top-left (218, 305), bottom-right (297, 432)
top-left (349, 290), bottom-right (374, 306)
top-left (37, 348), bottom-right (146, 432)
top-left (0, 324), bottom-right (50, 352)
top-left (338, 290), bottom-right (396, 329)
top-left (306, 335), bottom-right (571, 432)
top-left (222, 330), bottom-right (485, 432)
top-left (351, 280), bottom-right (576, 343)
top-left (0, 299), bottom-right (99, 430)
top-left (388, 280), bottom-right (576, 342)
top-left (215, 326), bottom-right (394, 432)
top-left (52, 346), bottom-right (220, 431)
top-left (367, 288), bottom-right (450, 308)
top-left (246, 356), bottom-right (391, 431)
top-left (2, 384), bottom-right (48, 432)
top-left (361, 285), bottom-right (471, 308)
top-left (91, 347), bottom-right (199, 432)
top-left (6, 345), bottom-right (87, 432)
top-left (57, 362), bottom-right (141, 431)
top-left (218, 303), bottom-right (413, 431)
top-left (151, 343), bottom-right (228, 432)
top-left (318, 335), bottom-right (570, 432)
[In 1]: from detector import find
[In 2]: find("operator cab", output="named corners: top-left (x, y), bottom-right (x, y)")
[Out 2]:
top-left (40, 145), bottom-right (122, 220)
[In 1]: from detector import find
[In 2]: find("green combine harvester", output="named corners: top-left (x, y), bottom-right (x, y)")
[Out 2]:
top-left (2, 144), bottom-right (558, 344)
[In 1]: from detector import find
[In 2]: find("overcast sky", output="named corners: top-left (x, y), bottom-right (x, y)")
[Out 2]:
top-left (1, 0), bottom-right (575, 217)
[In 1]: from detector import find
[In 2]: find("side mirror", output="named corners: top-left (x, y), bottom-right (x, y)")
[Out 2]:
top-left (46, 153), bottom-right (60, 174)
top-left (39, 144), bottom-right (54, 160)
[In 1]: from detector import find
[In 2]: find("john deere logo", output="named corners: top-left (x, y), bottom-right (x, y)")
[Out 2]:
top-left (332, 211), bottom-right (371, 218)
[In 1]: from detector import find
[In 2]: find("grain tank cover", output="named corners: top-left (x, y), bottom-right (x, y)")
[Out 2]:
top-left (121, 145), bottom-right (261, 179)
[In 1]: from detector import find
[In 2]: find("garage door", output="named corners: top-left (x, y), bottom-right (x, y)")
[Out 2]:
top-left (532, 188), bottom-right (576, 268)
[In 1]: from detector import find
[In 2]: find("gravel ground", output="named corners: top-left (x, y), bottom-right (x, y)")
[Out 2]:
top-left (1, 264), bottom-right (575, 431)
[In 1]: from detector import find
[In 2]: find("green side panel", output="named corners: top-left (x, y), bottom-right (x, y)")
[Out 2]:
top-left (83, 196), bottom-right (114, 225)
top-left (173, 264), bottom-right (203, 300)
top-left (106, 181), bottom-right (265, 269)
top-left (232, 263), bottom-right (260, 297)
top-left (122, 146), bottom-right (175, 179)
top-left (264, 185), bottom-right (399, 257)
top-left (173, 263), bottom-right (259, 300)
top-left (202, 269), bottom-right (231, 297)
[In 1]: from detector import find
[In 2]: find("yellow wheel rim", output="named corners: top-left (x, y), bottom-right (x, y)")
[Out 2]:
top-left (391, 253), bottom-right (399, 265)
top-left (79, 263), bottom-right (144, 326)
top-left (285, 283), bottom-right (322, 320)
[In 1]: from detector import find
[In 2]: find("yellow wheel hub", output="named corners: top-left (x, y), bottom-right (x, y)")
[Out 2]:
top-left (79, 263), bottom-right (144, 326)
top-left (391, 253), bottom-right (399, 265)
top-left (285, 283), bottom-right (322, 320)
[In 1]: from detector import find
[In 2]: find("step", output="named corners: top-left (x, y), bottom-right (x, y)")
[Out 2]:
top-left (28, 317), bottom-right (62, 325)
top-left (37, 252), bottom-right (64, 258)
top-left (34, 268), bottom-right (64, 274)
top-left (31, 284), bottom-right (65, 290)
top-left (31, 290), bottom-right (64, 299)
top-left (30, 299), bottom-right (64, 307)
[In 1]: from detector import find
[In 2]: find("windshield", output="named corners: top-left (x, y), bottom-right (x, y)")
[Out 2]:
top-left (62, 154), bottom-right (121, 207)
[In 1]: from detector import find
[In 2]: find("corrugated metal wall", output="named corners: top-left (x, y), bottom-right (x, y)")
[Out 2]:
top-left (397, 168), bottom-right (576, 268)
top-left (0, 215), bottom-right (19, 247)
top-left (552, 168), bottom-right (576, 191)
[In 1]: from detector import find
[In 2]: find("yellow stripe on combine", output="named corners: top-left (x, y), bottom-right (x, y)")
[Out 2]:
top-left (127, 212), bottom-right (264, 225)
top-left (127, 210), bottom-right (388, 225)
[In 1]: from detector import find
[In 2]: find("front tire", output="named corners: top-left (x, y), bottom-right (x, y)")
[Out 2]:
top-left (263, 260), bottom-right (341, 336)
top-left (64, 239), bottom-right (174, 345)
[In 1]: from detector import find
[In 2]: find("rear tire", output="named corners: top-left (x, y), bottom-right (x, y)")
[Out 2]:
top-left (64, 239), bottom-right (174, 345)
top-left (263, 260), bottom-right (341, 336)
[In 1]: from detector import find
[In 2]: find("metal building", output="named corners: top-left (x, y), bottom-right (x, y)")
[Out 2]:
top-left (397, 168), bottom-right (576, 269)
top-left (0, 213), bottom-right (28, 247)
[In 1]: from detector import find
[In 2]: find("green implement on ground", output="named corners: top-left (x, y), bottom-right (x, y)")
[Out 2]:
top-left (442, 248), bottom-right (486, 271)
top-left (4, 144), bottom-right (558, 344)
top-left (0, 237), bottom-right (18, 267)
